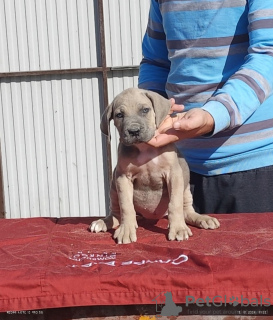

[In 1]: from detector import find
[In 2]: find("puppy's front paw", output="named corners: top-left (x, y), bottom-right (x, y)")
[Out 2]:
top-left (113, 222), bottom-right (138, 244)
top-left (90, 219), bottom-right (108, 233)
top-left (168, 224), bottom-right (193, 241)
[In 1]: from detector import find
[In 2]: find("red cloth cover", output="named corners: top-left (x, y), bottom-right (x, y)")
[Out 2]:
top-left (0, 213), bottom-right (273, 311)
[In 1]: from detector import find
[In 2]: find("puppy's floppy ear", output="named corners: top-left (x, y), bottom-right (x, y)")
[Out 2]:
top-left (100, 101), bottom-right (114, 140)
top-left (143, 90), bottom-right (172, 128)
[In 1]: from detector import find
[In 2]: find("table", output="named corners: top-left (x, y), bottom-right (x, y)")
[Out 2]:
top-left (0, 213), bottom-right (273, 316)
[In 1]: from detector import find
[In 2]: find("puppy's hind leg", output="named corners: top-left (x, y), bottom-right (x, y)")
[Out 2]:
top-left (90, 214), bottom-right (120, 233)
top-left (183, 184), bottom-right (220, 229)
top-left (90, 179), bottom-right (121, 233)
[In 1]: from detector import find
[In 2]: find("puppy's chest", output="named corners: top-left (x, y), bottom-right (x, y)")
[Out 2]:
top-left (126, 150), bottom-right (172, 185)
top-left (136, 150), bottom-right (162, 167)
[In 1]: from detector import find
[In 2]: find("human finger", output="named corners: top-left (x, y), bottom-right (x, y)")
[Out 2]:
top-left (169, 98), bottom-right (184, 113)
top-left (157, 115), bottom-right (177, 133)
top-left (173, 109), bottom-right (214, 135)
top-left (147, 131), bottom-right (180, 147)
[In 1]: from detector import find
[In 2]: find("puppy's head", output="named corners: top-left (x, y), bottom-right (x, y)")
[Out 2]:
top-left (101, 88), bottom-right (171, 146)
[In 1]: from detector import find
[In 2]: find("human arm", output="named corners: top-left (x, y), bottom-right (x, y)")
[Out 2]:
top-left (148, 0), bottom-right (273, 146)
top-left (138, 0), bottom-right (170, 97)
top-left (202, 0), bottom-right (273, 135)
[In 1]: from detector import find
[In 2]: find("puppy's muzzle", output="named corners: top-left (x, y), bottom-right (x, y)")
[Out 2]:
top-left (121, 122), bottom-right (154, 145)
top-left (128, 125), bottom-right (141, 137)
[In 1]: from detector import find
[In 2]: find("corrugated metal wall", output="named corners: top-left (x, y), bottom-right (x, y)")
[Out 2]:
top-left (104, 0), bottom-right (149, 67)
top-left (0, 0), bottom-right (150, 219)
top-left (0, 0), bottom-right (99, 71)
top-left (104, 0), bottom-right (150, 167)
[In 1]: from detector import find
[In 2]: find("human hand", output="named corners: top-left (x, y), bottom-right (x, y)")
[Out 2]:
top-left (154, 98), bottom-right (185, 133)
top-left (148, 108), bottom-right (215, 147)
top-left (169, 98), bottom-right (184, 113)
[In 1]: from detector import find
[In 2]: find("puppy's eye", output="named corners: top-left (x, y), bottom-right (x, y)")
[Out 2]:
top-left (142, 108), bottom-right (150, 114)
top-left (115, 112), bottom-right (124, 119)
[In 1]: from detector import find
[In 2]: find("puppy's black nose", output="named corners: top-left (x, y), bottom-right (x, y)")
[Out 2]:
top-left (128, 128), bottom-right (140, 137)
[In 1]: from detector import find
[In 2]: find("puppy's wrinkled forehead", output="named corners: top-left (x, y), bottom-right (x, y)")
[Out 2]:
top-left (112, 90), bottom-right (152, 113)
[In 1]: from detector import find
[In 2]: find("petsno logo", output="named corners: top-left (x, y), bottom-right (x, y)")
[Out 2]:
top-left (186, 295), bottom-right (271, 308)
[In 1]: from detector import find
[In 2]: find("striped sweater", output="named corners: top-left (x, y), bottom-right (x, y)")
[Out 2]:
top-left (138, 0), bottom-right (273, 176)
